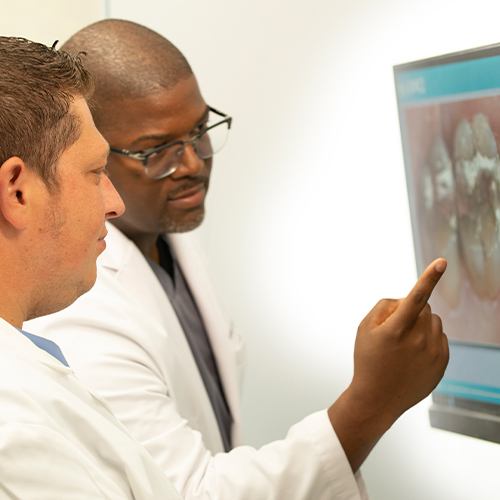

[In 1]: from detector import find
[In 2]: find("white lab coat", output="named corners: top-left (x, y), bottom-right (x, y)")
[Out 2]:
top-left (0, 317), bottom-right (181, 499)
top-left (30, 223), bottom-right (367, 499)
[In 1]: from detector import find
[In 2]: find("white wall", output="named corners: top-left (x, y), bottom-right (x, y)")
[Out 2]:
top-left (11, 0), bottom-right (500, 498)
top-left (1, 0), bottom-right (105, 45)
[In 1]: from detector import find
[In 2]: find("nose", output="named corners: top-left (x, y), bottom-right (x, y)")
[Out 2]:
top-left (170, 143), bottom-right (204, 178)
top-left (103, 175), bottom-right (126, 219)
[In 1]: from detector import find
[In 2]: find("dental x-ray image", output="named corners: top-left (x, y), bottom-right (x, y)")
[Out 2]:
top-left (395, 45), bottom-right (500, 442)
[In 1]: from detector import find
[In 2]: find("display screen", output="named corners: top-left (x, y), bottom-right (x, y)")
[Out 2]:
top-left (395, 45), bottom-right (500, 437)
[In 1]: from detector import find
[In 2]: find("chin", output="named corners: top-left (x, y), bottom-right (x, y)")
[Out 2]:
top-left (60, 272), bottom-right (98, 311)
top-left (80, 270), bottom-right (98, 295)
top-left (162, 210), bottom-right (205, 234)
top-left (27, 292), bottom-right (83, 321)
top-left (26, 267), bottom-right (98, 321)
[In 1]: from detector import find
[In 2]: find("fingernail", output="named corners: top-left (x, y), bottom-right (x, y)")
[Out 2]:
top-left (435, 259), bottom-right (447, 273)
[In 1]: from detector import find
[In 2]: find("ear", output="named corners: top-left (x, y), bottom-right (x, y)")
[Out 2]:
top-left (0, 156), bottom-right (38, 230)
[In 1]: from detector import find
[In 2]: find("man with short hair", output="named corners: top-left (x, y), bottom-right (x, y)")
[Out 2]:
top-left (31, 20), bottom-right (449, 499)
top-left (0, 35), bottom-right (183, 499)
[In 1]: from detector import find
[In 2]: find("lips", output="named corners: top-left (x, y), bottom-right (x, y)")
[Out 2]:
top-left (169, 183), bottom-right (205, 201)
top-left (97, 230), bottom-right (108, 254)
top-left (167, 181), bottom-right (207, 209)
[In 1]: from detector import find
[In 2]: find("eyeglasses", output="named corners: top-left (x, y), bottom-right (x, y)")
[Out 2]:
top-left (110, 106), bottom-right (232, 180)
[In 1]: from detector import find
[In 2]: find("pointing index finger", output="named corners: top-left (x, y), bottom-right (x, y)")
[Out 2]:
top-left (387, 258), bottom-right (447, 329)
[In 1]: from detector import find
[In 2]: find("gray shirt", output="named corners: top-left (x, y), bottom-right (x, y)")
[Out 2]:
top-left (148, 237), bottom-right (232, 451)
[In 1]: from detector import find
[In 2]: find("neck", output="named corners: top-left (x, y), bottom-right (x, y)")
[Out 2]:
top-left (0, 308), bottom-right (24, 329)
top-left (112, 220), bottom-right (160, 264)
top-left (0, 272), bottom-right (27, 329)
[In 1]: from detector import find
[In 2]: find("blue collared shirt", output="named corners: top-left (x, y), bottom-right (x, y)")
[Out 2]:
top-left (21, 330), bottom-right (69, 367)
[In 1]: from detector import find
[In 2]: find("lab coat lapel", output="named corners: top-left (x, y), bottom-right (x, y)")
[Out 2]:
top-left (168, 233), bottom-right (241, 440)
top-left (101, 224), bottom-right (225, 448)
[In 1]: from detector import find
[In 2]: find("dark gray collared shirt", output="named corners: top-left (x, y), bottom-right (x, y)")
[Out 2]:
top-left (148, 237), bottom-right (232, 451)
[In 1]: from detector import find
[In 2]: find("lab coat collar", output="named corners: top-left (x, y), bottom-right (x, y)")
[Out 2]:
top-left (0, 317), bottom-right (71, 374)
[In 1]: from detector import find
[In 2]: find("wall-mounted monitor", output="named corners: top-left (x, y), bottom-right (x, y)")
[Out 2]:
top-left (394, 43), bottom-right (500, 442)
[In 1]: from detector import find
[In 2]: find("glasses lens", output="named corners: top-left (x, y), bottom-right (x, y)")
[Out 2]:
top-left (145, 144), bottom-right (184, 179)
top-left (196, 121), bottom-right (230, 159)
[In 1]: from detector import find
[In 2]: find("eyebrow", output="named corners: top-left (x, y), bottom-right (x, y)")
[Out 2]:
top-left (101, 146), bottom-right (111, 163)
top-left (94, 146), bottom-right (110, 167)
top-left (130, 106), bottom-right (210, 148)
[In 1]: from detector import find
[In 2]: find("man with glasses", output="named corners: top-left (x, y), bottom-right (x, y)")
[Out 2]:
top-left (30, 19), bottom-right (449, 499)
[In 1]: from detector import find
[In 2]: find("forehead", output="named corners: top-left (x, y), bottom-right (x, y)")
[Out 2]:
top-left (101, 75), bottom-right (207, 144)
top-left (59, 97), bottom-right (109, 169)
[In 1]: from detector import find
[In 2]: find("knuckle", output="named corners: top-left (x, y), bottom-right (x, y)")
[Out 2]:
top-left (414, 334), bottom-right (427, 351)
top-left (431, 313), bottom-right (443, 331)
top-left (385, 326), bottom-right (403, 341)
top-left (384, 318), bottom-right (405, 338)
top-left (382, 298), bottom-right (399, 307)
top-left (412, 289), bottom-right (426, 306)
top-left (415, 304), bottom-right (432, 324)
top-left (429, 344), bottom-right (442, 362)
top-left (376, 298), bottom-right (390, 308)
top-left (357, 320), bottom-right (367, 336)
top-left (442, 332), bottom-right (450, 362)
top-left (427, 334), bottom-right (448, 364)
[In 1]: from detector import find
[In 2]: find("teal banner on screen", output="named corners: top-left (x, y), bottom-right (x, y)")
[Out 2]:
top-left (396, 55), bottom-right (500, 104)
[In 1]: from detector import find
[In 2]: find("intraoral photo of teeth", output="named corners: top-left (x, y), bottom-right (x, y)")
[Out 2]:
top-left (405, 97), bottom-right (500, 345)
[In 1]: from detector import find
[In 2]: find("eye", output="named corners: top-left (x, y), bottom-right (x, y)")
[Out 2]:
top-left (146, 149), bottom-right (163, 163)
top-left (91, 167), bottom-right (108, 183)
top-left (194, 120), bottom-right (209, 136)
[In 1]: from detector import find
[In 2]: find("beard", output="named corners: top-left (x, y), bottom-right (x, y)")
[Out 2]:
top-left (159, 206), bottom-right (205, 233)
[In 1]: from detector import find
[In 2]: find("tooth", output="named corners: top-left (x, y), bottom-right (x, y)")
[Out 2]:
top-left (430, 136), bottom-right (454, 202)
top-left (453, 119), bottom-right (486, 296)
top-left (471, 113), bottom-right (500, 193)
top-left (473, 114), bottom-right (500, 298)
top-left (420, 162), bottom-right (436, 272)
top-left (422, 163), bottom-right (434, 211)
top-left (454, 119), bottom-right (482, 196)
top-left (454, 119), bottom-right (474, 162)
top-left (453, 115), bottom-right (500, 299)
top-left (473, 113), bottom-right (498, 159)
top-left (459, 211), bottom-right (488, 295)
top-left (423, 136), bottom-right (461, 307)
top-left (474, 173), bottom-right (500, 297)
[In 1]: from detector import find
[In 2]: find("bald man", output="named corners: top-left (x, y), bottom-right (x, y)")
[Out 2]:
top-left (30, 19), bottom-right (449, 500)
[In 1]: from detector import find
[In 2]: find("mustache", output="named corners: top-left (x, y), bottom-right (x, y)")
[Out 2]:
top-left (167, 175), bottom-right (209, 200)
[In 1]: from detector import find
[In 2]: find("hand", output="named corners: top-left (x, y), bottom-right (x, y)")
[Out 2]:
top-left (328, 258), bottom-right (449, 471)
top-left (349, 256), bottom-right (449, 424)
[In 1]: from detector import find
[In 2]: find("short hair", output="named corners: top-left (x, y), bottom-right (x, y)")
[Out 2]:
top-left (0, 37), bottom-right (93, 188)
top-left (61, 19), bottom-right (193, 128)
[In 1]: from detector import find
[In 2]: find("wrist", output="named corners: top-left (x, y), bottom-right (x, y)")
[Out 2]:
top-left (333, 385), bottom-right (396, 435)
top-left (327, 386), bottom-right (396, 471)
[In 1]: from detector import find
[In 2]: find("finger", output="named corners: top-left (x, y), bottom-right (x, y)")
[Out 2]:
top-left (442, 332), bottom-right (450, 365)
top-left (429, 314), bottom-right (445, 355)
top-left (431, 313), bottom-right (443, 336)
top-left (420, 303), bottom-right (432, 323)
top-left (386, 258), bottom-right (447, 331)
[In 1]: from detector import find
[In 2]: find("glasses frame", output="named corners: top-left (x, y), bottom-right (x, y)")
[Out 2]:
top-left (110, 106), bottom-right (232, 179)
